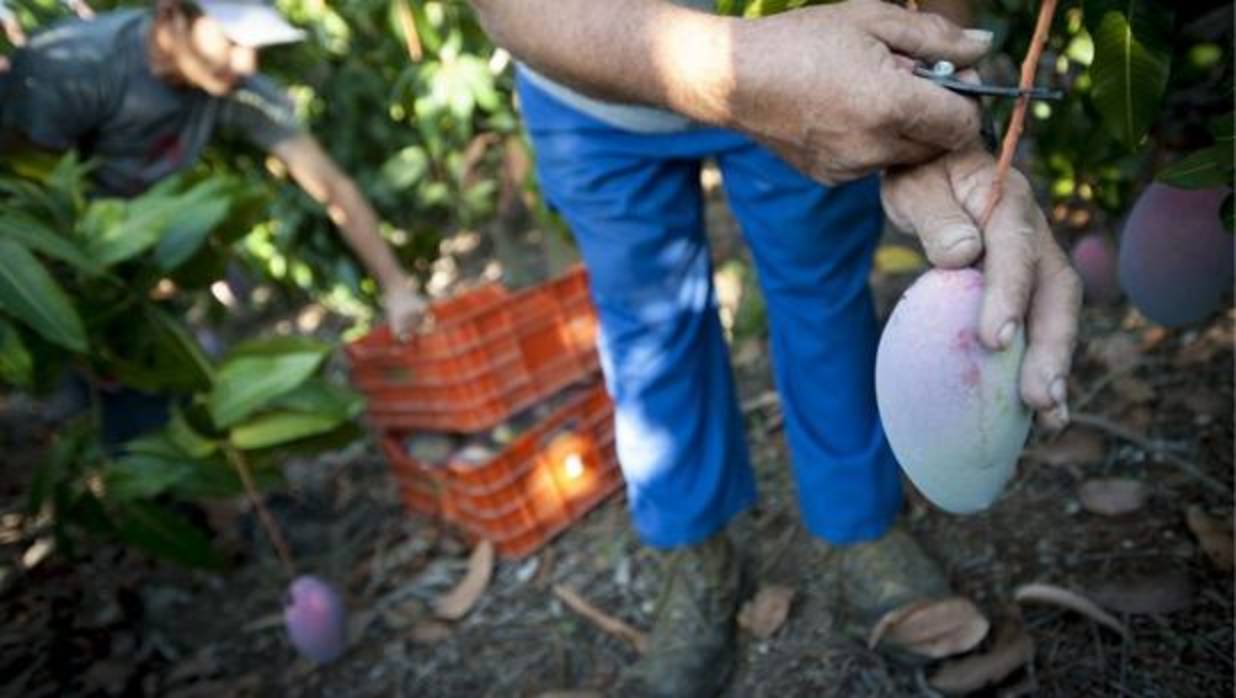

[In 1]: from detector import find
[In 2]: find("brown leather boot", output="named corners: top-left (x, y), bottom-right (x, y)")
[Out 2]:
top-left (836, 525), bottom-right (952, 660)
top-left (623, 531), bottom-right (746, 698)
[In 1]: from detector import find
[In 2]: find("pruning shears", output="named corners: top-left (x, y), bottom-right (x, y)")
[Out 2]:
top-left (914, 61), bottom-right (1064, 101)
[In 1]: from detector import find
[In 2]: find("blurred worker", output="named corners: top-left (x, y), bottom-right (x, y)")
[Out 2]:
top-left (466, 0), bottom-right (1082, 694)
top-left (0, 0), bottom-right (424, 336)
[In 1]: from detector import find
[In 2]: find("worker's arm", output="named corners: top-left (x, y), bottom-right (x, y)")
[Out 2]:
top-left (467, 0), bottom-right (992, 184)
top-left (271, 133), bottom-right (425, 337)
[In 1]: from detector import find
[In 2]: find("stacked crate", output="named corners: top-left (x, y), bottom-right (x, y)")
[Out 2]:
top-left (346, 266), bottom-right (623, 558)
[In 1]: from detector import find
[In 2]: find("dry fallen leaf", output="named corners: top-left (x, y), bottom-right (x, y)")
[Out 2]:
top-left (867, 597), bottom-right (990, 659)
top-left (1185, 506), bottom-right (1234, 572)
top-left (434, 540), bottom-right (494, 620)
top-left (1089, 570), bottom-right (1193, 615)
top-left (737, 585), bottom-right (795, 639)
top-left (928, 618), bottom-right (1035, 695)
top-left (409, 619), bottom-right (454, 644)
top-left (536, 691), bottom-right (604, 698)
top-left (1013, 583), bottom-right (1129, 638)
top-left (1078, 478), bottom-right (1149, 517)
top-left (1033, 429), bottom-right (1105, 467)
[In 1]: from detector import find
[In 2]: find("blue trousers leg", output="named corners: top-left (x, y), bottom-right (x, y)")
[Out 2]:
top-left (518, 73), bottom-right (756, 549)
top-left (716, 144), bottom-right (901, 544)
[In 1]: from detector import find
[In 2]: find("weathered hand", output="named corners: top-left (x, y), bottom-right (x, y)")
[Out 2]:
top-left (880, 144), bottom-right (1082, 428)
top-left (383, 284), bottom-right (428, 341)
top-left (728, 0), bottom-right (992, 184)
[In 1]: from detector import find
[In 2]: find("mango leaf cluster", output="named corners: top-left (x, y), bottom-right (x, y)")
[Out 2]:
top-left (0, 155), bottom-right (363, 568)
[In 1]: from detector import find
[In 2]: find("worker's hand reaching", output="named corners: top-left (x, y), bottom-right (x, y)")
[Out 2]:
top-left (726, 0), bottom-right (992, 184)
top-left (383, 283), bottom-right (428, 341)
top-left (880, 144), bottom-right (1082, 430)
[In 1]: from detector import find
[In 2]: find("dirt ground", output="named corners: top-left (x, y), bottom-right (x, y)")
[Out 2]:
top-left (1, 185), bottom-right (1233, 698)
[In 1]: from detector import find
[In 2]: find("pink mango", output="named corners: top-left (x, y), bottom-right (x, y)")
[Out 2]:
top-left (1070, 233), bottom-right (1122, 305)
top-left (1118, 184), bottom-right (1233, 327)
top-left (284, 575), bottom-right (347, 663)
top-left (875, 268), bottom-right (1032, 514)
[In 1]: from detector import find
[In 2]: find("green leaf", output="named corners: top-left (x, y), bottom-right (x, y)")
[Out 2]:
top-left (270, 378), bottom-right (363, 420)
top-left (28, 418), bottom-right (94, 516)
top-left (79, 200), bottom-right (156, 266)
top-left (1212, 112), bottom-right (1233, 143)
top-left (230, 410), bottom-right (346, 449)
top-left (0, 317), bottom-right (33, 388)
top-left (168, 407), bottom-right (219, 459)
top-left (0, 211), bottom-right (104, 276)
top-left (0, 239), bottom-right (88, 352)
top-left (208, 350), bottom-right (328, 428)
top-left (226, 335), bottom-right (331, 360)
top-left (82, 187), bottom-right (185, 266)
top-left (124, 431), bottom-right (187, 459)
top-left (1085, 0), bottom-right (1173, 150)
top-left (380, 146), bottom-right (429, 191)
top-left (112, 500), bottom-right (224, 569)
top-left (1155, 145), bottom-right (1233, 189)
top-left (154, 195), bottom-right (231, 271)
top-left (103, 453), bottom-right (196, 500)
top-left (743, 0), bottom-right (790, 18)
top-left (146, 305), bottom-right (215, 391)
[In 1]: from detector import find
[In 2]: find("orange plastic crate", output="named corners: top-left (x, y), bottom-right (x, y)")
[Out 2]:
top-left (347, 266), bottom-right (599, 433)
top-left (378, 379), bottom-right (623, 558)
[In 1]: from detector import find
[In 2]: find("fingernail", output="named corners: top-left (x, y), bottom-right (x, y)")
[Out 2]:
top-left (1048, 377), bottom-right (1067, 406)
top-left (1054, 401), bottom-right (1070, 426)
top-left (964, 29), bottom-right (994, 44)
top-left (997, 321), bottom-right (1017, 349)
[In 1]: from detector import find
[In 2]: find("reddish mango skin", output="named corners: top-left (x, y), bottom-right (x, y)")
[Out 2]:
top-left (1071, 233), bottom-right (1122, 305)
top-left (285, 575), bottom-right (347, 663)
top-left (875, 268), bottom-right (1032, 514)
top-left (1117, 184), bottom-right (1233, 327)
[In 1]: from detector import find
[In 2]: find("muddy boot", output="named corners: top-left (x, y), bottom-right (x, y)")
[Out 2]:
top-left (624, 532), bottom-right (745, 698)
top-left (837, 525), bottom-right (951, 659)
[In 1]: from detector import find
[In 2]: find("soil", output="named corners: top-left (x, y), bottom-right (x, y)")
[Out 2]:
top-left (1, 184), bottom-right (1232, 698)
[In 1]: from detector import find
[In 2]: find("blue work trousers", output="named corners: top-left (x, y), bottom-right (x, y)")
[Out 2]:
top-left (517, 72), bottom-right (902, 549)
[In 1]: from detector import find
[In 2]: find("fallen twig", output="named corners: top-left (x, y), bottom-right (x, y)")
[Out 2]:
top-left (1069, 412), bottom-right (1227, 495)
top-left (552, 584), bottom-right (648, 653)
top-left (1014, 582), bottom-right (1129, 639)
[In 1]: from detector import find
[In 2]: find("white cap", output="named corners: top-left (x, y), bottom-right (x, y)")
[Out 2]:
top-left (197, 0), bottom-right (305, 48)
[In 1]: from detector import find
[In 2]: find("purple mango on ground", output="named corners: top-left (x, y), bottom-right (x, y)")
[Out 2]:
top-left (284, 575), bottom-right (347, 663)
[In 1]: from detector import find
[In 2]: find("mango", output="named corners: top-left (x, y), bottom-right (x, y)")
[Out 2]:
top-left (1070, 233), bottom-right (1121, 304)
top-left (875, 268), bottom-right (1032, 514)
top-left (1118, 184), bottom-right (1233, 327)
top-left (285, 575), bottom-right (347, 663)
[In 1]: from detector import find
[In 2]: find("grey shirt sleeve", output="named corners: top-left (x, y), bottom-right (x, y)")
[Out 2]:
top-left (1, 45), bottom-right (105, 151)
top-left (218, 74), bottom-right (301, 151)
